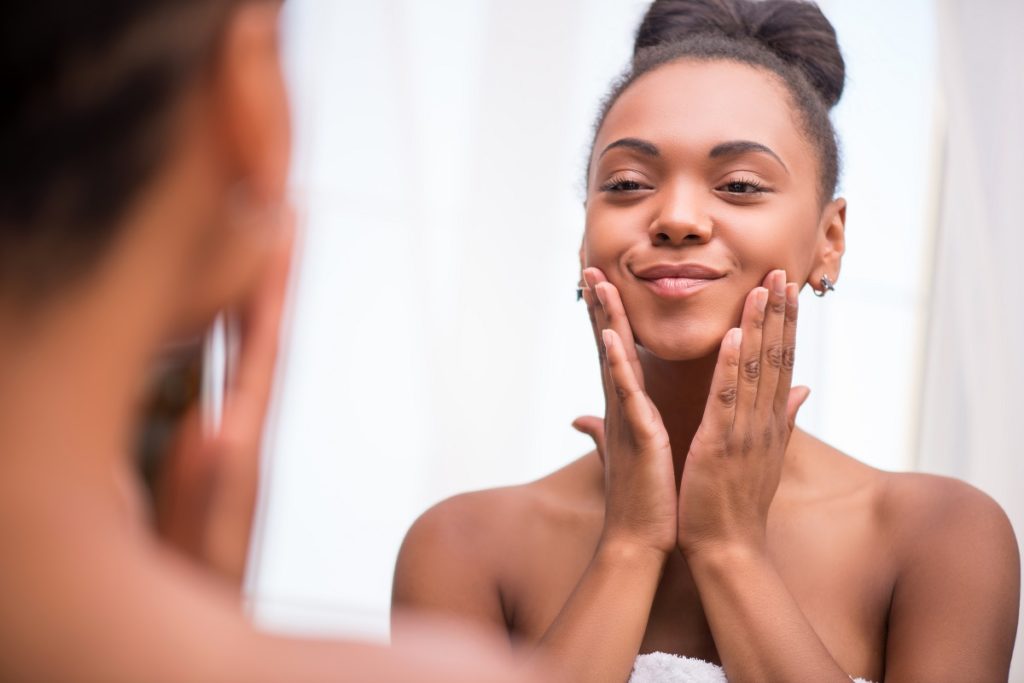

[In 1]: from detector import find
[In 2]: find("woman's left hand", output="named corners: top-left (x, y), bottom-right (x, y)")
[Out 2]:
top-left (677, 269), bottom-right (810, 560)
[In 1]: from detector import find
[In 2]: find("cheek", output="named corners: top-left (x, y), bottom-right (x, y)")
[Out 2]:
top-left (582, 201), bottom-right (654, 283)
top-left (583, 211), bottom-right (627, 272)
top-left (581, 201), bottom-right (818, 362)
top-left (726, 211), bottom-right (819, 284)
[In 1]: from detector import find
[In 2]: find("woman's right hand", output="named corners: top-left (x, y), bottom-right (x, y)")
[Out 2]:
top-left (154, 218), bottom-right (295, 586)
top-left (574, 267), bottom-right (677, 560)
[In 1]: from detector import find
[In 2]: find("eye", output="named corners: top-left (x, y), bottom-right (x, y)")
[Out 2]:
top-left (717, 177), bottom-right (768, 195)
top-left (599, 175), bottom-right (651, 193)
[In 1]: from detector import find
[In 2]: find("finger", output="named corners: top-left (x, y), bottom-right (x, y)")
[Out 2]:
top-left (572, 415), bottom-right (607, 462)
top-left (785, 385), bottom-right (811, 429)
top-left (755, 270), bottom-right (787, 412)
top-left (582, 268), bottom-right (611, 358)
top-left (225, 208), bottom-right (296, 434)
top-left (580, 286), bottom-right (609, 393)
top-left (583, 268), bottom-right (618, 410)
top-left (697, 327), bottom-right (743, 439)
top-left (203, 212), bottom-right (295, 585)
top-left (602, 328), bottom-right (657, 440)
top-left (774, 282), bottom-right (799, 414)
top-left (734, 286), bottom-right (768, 421)
top-left (593, 279), bottom-right (645, 391)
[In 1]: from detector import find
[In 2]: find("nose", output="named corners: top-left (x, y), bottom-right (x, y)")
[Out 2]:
top-left (648, 184), bottom-right (712, 246)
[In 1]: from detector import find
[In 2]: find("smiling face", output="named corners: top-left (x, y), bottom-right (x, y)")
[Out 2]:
top-left (583, 58), bottom-right (845, 361)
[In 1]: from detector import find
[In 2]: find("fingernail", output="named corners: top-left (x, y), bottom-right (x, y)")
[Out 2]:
top-left (583, 269), bottom-right (596, 289)
top-left (786, 283), bottom-right (798, 306)
top-left (728, 328), bottom-right (743, 349)
top-left (773, 270), bottom-right (786, 297)
top-left (595, 283), bottom-right (608, 307)
top-left (601, 328), bottom-right (614, 349)
top-left (756, 288), bottom-right (768, 312)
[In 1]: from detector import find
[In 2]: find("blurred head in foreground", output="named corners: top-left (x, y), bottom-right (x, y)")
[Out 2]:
top-left (0, 0), bottom-right (291, 333)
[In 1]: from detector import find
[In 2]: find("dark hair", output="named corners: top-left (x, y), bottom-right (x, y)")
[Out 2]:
top-left (0, 0), bottom-right (242, 304)
top-left (589, 0), bottom-right (845, 202)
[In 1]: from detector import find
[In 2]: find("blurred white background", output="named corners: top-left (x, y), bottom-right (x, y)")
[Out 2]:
top-left (246, 0), bottom-right (1022, 678)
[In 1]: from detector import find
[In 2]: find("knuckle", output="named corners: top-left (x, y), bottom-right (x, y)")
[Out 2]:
top-left (762, 426), bottom-right (774, 449)
top-left (614, 385), bottom-right (628, 402)
top-left (717, 383), bottom-right (738, 407)
top-left (741, 432), bottom-right (754, 454)
top-left (638, 417), bottom-right (666, 443)
top-left (770, 300), bottom-right (787, 315)
top-left (693, 430), bottom-right (728, 457)
top-left (782, 345), bottom-right (796, 370)
top-left (766, 343), bottom-right (784, 369)
top-left (742, 358), bottom-right (761, 382)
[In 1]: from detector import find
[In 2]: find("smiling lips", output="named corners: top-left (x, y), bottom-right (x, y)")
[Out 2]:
top-left (633, 263), bottom-right (726, 298)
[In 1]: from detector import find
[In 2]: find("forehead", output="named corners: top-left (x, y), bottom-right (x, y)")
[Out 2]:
top-left (595, 59), bottom-right (811, 170)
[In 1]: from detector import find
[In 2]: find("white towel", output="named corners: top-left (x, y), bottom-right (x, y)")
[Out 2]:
top-left (629, 652), bottom-right (875, 683)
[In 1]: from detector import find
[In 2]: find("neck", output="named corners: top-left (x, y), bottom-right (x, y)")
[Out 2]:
top-left (638, 349), bottom-right (718, 481)
top-left (639, 347), bottom-right (813, 492)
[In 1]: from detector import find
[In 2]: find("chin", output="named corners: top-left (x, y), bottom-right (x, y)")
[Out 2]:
top-left (632, 318), bottom-right (728, 362)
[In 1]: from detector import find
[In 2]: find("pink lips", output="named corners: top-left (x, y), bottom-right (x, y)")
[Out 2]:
top-left (632, 263), bottom-right (726, 299)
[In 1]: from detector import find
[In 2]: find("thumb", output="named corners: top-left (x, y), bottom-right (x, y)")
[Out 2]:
top-left (572, 415), bottom-right (606, 462)
top-left (786, 386), bottom-right (812, 427)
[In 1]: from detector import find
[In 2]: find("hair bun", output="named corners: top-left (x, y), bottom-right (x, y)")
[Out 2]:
top-left (634, 0), bottom-right (845, 108)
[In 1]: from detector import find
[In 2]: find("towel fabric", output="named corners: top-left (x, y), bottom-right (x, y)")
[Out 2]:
top-left (629, 652), bottom-right (875, 683)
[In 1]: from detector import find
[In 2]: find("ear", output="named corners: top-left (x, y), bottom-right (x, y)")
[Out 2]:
top-left (809, 197), bottom-right (846, 293)
top-left (174, 2), bottom-right (290, 328)
top-left (213, 1), bottom-right (290, 204)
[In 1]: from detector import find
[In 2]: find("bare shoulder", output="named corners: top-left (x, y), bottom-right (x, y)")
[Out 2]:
top-left (392, 453), bottom-right (602, 621)
top-left (870, 475), bottom-right (1019, 678)
top-left (399, 453), bottom-right (601, 563)
top-left (797, 435), bottom-right (1019, 675)
top-left (878, 471), bottom-right (1016, 552)
top-left (875, 470), bottom-right (1019, 630)
top-left (793, 431), bottom-right (1015, 554)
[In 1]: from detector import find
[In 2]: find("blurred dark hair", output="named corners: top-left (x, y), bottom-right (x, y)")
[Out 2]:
top-left (0, 0), bottom-right (242, 304)
top-left (588, 0), bottom-right (845, 202)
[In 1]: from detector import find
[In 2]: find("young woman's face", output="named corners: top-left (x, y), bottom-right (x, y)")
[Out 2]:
top-left (584, 59), bottom-right (838, 361)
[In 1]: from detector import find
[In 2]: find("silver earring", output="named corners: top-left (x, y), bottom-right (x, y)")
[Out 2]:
top-left (813, 274), bottom-right (835, 297)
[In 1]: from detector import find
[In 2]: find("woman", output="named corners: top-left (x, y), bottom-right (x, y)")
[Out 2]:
top-left (392, 1), bottom-right (1020, 681)
top-left (0, 1), bottom-right (544, 681)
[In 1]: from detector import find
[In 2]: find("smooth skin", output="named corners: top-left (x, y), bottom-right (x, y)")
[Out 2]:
top-left (393, 60), bottom-right (1020, 682)
top-left (0, 2), bottom-right (543, 681)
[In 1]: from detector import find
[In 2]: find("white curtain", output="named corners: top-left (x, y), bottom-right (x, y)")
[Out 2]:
top-left (920, 1), bottom-right (1024, 679)
top-left (250, 0), bottom-right (943, 643)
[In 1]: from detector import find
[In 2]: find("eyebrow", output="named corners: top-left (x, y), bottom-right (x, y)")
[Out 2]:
top-left (598, 137), bottom-right (789, 175)
top-left (709, 140), bottom-right (789, 174)
top-left (599, 137), bottom-right (660, 159)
